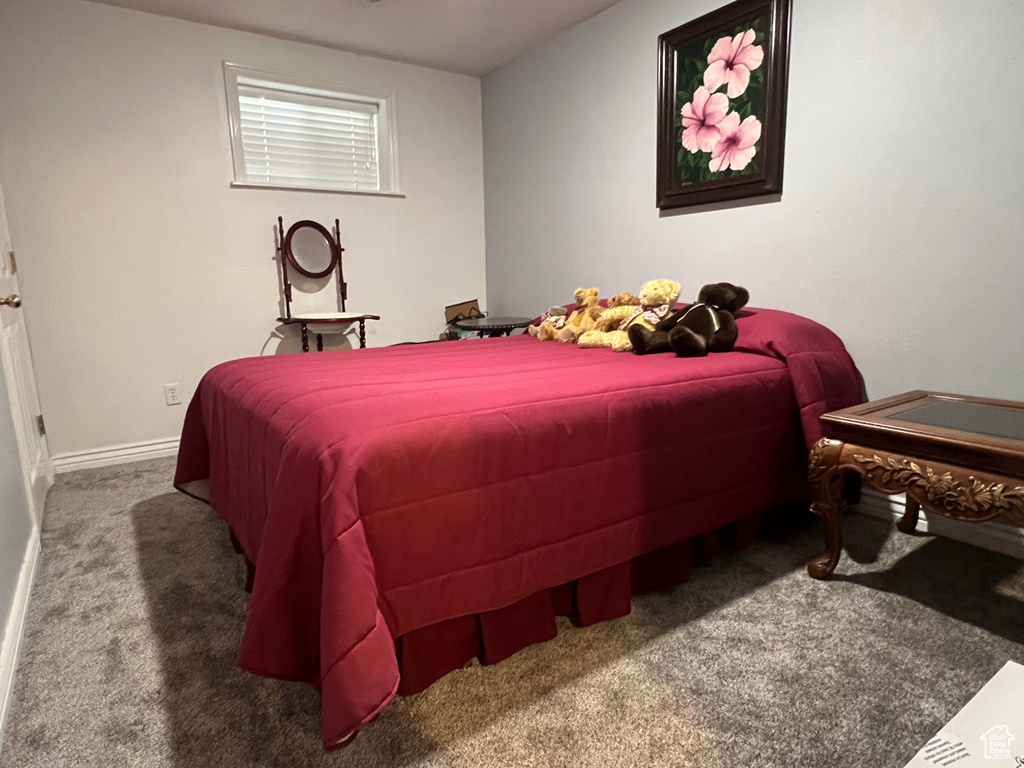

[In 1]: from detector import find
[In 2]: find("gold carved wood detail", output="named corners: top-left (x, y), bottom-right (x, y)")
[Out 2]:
top-left (807, 437), bottom-right (831, 488)
top-left (807, 437), bottom-right (1024, 579)
top-left (852, 453), bottom-right (1024, 526)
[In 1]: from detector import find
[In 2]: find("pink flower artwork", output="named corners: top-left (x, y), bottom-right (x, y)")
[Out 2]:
top-left (708, 112), bottom-right (762, 172)
top-left (703, 29), bottom-right (764, 98)
top-left (680, 86), bottom-right (730, 153)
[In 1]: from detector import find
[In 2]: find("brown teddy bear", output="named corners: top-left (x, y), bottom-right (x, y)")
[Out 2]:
top-left (628, 282), bottom-right (749, 356)
top-left (535, 287), bottom-right (599, 341)
top-left (577, 279), bottom-right (682, 352)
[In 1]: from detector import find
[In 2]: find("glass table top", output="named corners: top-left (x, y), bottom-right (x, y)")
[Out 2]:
top-left (892, 399), bottom-right (1024, 443)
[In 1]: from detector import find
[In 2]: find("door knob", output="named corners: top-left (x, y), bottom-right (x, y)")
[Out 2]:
top-left (0, 295), bottom-right (21, 308)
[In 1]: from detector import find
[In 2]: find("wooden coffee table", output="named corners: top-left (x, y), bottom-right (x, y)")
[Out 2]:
top-left (808, 391), bottom-right (1024, 579)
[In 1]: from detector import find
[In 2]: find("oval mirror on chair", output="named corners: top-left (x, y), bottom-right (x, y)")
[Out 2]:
top-left (283, 220), bottom-right (338, 279)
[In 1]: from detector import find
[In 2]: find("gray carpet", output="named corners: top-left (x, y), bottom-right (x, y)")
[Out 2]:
top-left (2, 458), bottom-right (1023, 767)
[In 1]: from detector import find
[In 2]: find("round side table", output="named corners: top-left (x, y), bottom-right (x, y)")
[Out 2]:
top-left (452, 316), bottom-right (532, 338)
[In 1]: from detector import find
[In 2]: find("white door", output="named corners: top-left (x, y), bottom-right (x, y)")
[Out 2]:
top-left (0, 182), bottom-right (53, 526)
top-left (0, 352), bottom-right (33, 632)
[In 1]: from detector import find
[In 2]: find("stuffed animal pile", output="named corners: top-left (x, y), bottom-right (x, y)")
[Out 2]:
top-left (578, 279), bottom-right (682, 352)
top-left (533, 281), bottom-right (749, 357)
top-left (532, 286), bottom-right (599, 341)
top-left (533, 288), bottom-right (640, 343)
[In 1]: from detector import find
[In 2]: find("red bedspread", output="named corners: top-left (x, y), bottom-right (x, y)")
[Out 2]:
top-left (174, 307), bottom-right (861, 748)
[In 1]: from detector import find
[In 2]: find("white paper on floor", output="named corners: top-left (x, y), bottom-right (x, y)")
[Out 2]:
top-left (906, 661), bottom-right (1024, 767)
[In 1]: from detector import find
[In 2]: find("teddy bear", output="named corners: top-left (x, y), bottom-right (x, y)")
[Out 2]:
top-left (527, 306), bottom-right (568, 337)
top-left (535, 287), bottom-right (600, 341)
top-left (555, 290), bottom-right (641, 343)
top-left (577, 279), bottom-right (681, 352)
top-left (627, 282), bottom-right (749, 356)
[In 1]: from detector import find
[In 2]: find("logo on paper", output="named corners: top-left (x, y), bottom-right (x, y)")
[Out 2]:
top-left (980, 725), bottom-right (1015, 759)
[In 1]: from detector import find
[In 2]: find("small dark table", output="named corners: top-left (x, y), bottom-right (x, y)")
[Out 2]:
top-left (278, 313), bottom-right (381, 352)
top-left (452, 316), bottom-right (532, 338)
top-left (808, 391), bottom-right (1024, 579)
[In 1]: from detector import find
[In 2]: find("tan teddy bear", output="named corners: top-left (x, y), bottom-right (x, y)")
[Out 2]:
top-left (555, 291), bottom-right (640, 343)
top-left (577, 279), bottom-right (682, 352)
top-left (536, 287), bottom-right (599, 341)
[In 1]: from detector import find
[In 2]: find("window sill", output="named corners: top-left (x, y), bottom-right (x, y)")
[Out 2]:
top-left (230, 181), bottom-right (406, 198)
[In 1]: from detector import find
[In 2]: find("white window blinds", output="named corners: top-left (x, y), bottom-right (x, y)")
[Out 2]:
top-left (238, 86), bottom-right (380, 192)
top-left (223, 64), bottom-right (400, 196)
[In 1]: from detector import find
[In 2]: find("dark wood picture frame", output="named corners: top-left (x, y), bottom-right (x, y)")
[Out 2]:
top-left (657, 0), bottom-right (792, 211)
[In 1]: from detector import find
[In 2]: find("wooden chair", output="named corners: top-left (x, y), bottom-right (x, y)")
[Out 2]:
top-left (275, 217), bottom-right (380, 351)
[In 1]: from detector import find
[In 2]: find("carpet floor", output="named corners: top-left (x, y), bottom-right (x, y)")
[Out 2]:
top-left (1, 458), bottom-right (1023, 767)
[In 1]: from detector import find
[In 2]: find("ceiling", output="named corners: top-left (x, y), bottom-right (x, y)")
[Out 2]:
top-left (85, 0), bottom-right (624, 75)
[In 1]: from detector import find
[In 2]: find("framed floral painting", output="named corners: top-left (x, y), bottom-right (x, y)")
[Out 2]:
top-left (657, 0), bottom-right (791, 210)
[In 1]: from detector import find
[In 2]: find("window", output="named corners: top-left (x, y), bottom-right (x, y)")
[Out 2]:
top-left (223, 63), bottom-right (401, 196)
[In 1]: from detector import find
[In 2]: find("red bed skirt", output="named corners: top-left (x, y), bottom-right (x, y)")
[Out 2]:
top-left (230, 505), bottom-right (800, 701)
top-left (392, 507), bottom-right (789, 696)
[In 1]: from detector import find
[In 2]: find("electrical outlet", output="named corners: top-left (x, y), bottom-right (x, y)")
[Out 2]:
top-left (164, 383), bottom-right (182, 406)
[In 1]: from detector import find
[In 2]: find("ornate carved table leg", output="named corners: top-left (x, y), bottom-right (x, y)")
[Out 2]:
top-left (300, 323), bottom-right (309, 353)
top-left (358, 320), bottom-right (367, 349)
top-left (897, 497), bottom-right (920, 533)
top-left (807, 436), bottom-right (1024, 579)
top-left (316, 333), bottom-right (324, 352)
top-left (807, 438), bottom-right (850, 579)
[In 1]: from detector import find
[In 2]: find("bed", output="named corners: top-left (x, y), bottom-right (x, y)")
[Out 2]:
top-left (173, 306), bottom-right (862, 749)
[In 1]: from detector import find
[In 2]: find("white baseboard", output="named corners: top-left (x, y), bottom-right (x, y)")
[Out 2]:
top-left (857, 487), bottom-right (1024, 560)
top-left (0, 528), bottom-right (40, 758)
top-left (28, 463), bottom-right (53, 531)
top-left (51, 437), bottom-right (179, 474)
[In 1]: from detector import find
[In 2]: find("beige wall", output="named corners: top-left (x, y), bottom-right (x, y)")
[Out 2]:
top-left (0, 0), bottom-right (486, 457)
top-left (482, 0), bottom-right (1024, 403)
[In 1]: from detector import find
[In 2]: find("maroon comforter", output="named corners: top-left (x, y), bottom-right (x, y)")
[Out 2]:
top-left (174, 307), bottom-right (861, 748)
